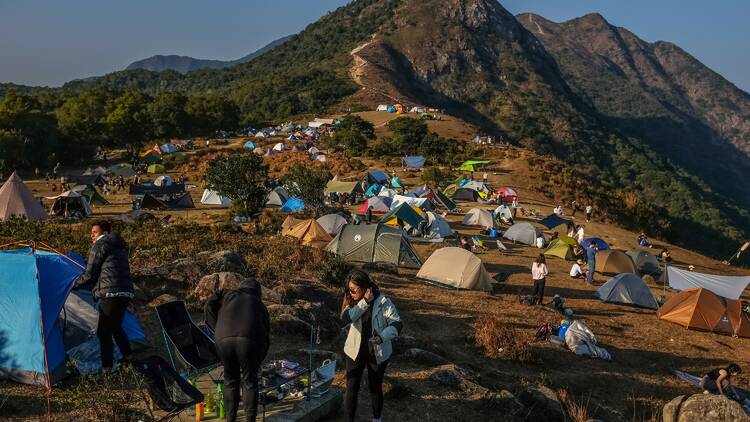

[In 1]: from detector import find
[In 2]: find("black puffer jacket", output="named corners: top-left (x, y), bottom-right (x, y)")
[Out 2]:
top-left (205, 278), bottom-right (270, 354)
top-left (76, 232), bottom-right (133, 299)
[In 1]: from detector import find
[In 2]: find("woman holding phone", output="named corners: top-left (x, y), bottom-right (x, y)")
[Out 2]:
top-left (340, 270), bottom-right (402, 422)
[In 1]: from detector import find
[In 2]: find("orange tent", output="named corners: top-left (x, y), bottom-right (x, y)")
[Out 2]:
top-left (281, 219), bottom-right (333, 248)
top-left (657, 288), bottom-right (750, 338)
top-left (595, 250), bottom-right (637, 274)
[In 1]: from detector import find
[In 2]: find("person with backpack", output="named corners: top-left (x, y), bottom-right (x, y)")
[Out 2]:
top-left (531, 254), bottom-right (549, 305)
top-left (205, 277), bottom-right (270, 422)
top-left (340, 271), bottom-right (402, 422)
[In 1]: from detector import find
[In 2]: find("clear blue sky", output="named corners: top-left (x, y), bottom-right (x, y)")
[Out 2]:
top-left (1, 0), bottom-right (748, 92)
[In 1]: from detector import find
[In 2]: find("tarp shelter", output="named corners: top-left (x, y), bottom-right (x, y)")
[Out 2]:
top-left (391, 194), bottom-right (431, 211)
top-left (280, 197), bottom-right (304, 212)
top-left (0, 171), bottom-right (48, 221)
top-left (108, 164), bottom-right (136, 177)
top-left (595, 273), bottom-right (658, 309)
top-left (380, 203), bottom-right (425, 228)
top-left (627, 249), bottom-right (662, 275)
top-left (494, 205), bottom-right (513, 221)
top-left (539, 214), bottom-right (569, 230)
top-left (324, 180), bottom-right (358, 195)
top-left (154, 175), bottom-right (173, 187)
top-left (458, 160), bottom-right (491, 172)
top-left (426, 212), bottom-right (453, 238)
top-left (71, 185), bottom-right (108, 206)
top-left (503, 222), bottom-right (540, 246)
top-left (402, 156), bottom-right (426, 169)
top-left (281, 219), bottom-right (333, 248)
top-left (243, 141), bottom-right (256, 149)
top-left (47, 191), bottom-right (92, 217)
top-left (0, 247), bottom-right (145, 387)
top-left (657, 288), bottom-right (750, 338)
top-left (272, 143), bottom-right (286, 152)
top-left (581, 238), bottom-right (610, 251)
top-left (200, 189), bottom-right (232, 207)
top-left (316, 214), bottom-right (348, 236)
top-left (417, 247), bottom-right (492, 291)
top-left (160, 144), bottom-right (177, 154)
top-left (496, 187), bottom-right (518, 203)
top-left (359, 196), bottom-right (391, 215)
top-left (596, 250), bottom-right (637, 274)
top-left (266, 187), bottom-right (290, 207)
top-left (443, 184), bottom-right (459, 198)
top-left (462, 208), bottom-right (494, 230)
top-left (147, 164), bottom-right (166, 174)
top-left (326, 223), bottom-right (422, 269)
top-left (544, 236), bottom-right (579, 260)
top-left (453, 188), bottom-right (480, 202)
top-left (366, 171), bottom-right (390, 185)
top-left (664, 266), bottom-right (750, 300)
top-left (433, 191), bottom-right (456, 211)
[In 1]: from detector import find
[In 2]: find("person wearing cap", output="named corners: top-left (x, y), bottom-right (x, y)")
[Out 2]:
top-left (570, 259), bottom-right (585, 279)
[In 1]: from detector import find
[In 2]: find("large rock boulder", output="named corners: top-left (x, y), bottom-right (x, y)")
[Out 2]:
top-left (663, 394), bottom-right (750, 422)
top-left (515, 384), bottom-right (566, 422)
top-left (192, 272), bottom-right (244, 302)
top-left (206, 250), bottom-right (246, 274)
top-left (155, 257), bottom-right (203, 285)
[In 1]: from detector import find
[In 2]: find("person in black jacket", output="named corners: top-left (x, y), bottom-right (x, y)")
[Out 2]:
top-left (74, 220), bottom-right (134, 370)
top-left (205, 277), bottom-right (270, 422)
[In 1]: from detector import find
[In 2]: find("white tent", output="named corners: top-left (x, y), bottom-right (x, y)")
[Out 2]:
top-left (376, 105), bottom-right (389, 112)
top-left (494, 204), bottom-right (513, 220)
top-left (200, 189), bottom-right (232, 207)
top-left (377, 188), bottom-right (398, 199)
top-left (255, 131), bottom-right (268, 138)
top-left (417, 247), bottom-right (492, 291)
top-left (462, 208), bottom-right (494, 230)
top-left (272, 143), bottom-right (286, 152)
top-left (316, 214), bottom-right (348, 236)
top-left (154, 175), bottom-right (174, 187)
top-left (315, 155), bottom-right (327, 163)
top-left (46, 190), bottom-right (92, 217)
top-left (462, 180), bottom-right (490, 193)
top-left (666, 266), bottom-right (750, 300)
top-left (0, 171), bottom-right (48, 221)
top-left (308, 147), bottom-right (321, 155)
top-left (391, 194), bottom-right (431, 211)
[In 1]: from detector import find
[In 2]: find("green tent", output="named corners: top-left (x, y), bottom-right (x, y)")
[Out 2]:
top-left (443, 184), bottom-right (459, 197)
top-left (72, 184), bottom-right (108, 206)
top-left (544, 236), bottom-right (580, 260)
top-left (147, 164), bottom-right (166, 174)
top-left (458, 160), bottom-right (491, 172)
top-left (325, 223), bottom-right (422, 269)
top-left (380, 203), bottom-right (424, 228)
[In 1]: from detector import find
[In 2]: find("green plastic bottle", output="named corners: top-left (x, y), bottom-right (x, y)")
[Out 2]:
top-left (216, 382), bottom-right (225, 419)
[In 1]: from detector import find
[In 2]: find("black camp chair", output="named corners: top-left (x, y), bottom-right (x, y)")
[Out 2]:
top-left (132, 355), bottom-right (204, 421)
top-left (154, 300), bottom-right (221, 380)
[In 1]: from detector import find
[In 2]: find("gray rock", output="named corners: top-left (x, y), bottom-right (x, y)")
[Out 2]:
top-left (663, 394), bottom-right (750, 422)
top-left (516, 384), bottom-right (566, 422)
top-left (401, 348), bottom-right (449, 366)
top-left (207, 250), bottom-right (246, 274)
top-left (156, 258), bottom-right (203, 284)
top-left (392, 335), bottom-right (419, 355)
top-left (428, 364), bottom-right (482, 394)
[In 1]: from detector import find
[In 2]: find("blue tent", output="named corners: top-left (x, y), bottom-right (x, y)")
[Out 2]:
top-left (280, 197), bottom-right (305, 212)
top-left (390, 176), bottom-right (402, 188)
top-left (539, 214), bottom-right (569, 230)
top-left (402, 156), bottom-right (426, 169)
top-left (243, 141), bottom-right (256, 149)
top-left (365, 184), bottom-right (382, 197)
top-left (160, 144), bottom-right (178, 154)
top-left (0, 247), bottom-right (145, 387)
top-left (366, 171), bottom-right (390, 185)
top-left (581, 237), bottom-right (610, 250)
top-left (387, 106), bottom-right (397, 113)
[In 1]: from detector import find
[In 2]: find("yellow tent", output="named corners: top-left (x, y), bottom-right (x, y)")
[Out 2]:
top-left (281, 219), bottom-right (333, 248)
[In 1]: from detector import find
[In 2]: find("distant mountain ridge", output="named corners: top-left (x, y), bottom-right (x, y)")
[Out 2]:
top-left (124, 35), bottom-right (293, 73)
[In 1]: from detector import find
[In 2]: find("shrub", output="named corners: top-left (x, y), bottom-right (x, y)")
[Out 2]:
top-left (473, 311), bottom-right (532, 362)
top-left (205, 154), bottom-right (270, 216)
top-left (315, 252), bottom-right (352, 287)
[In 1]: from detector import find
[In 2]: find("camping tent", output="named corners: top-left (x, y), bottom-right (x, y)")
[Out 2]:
top-left (391, 194), bottom-right (430, 211)
top-left (272, 143), bottom-right (286, 152)
top-left (453, 188), bottom-right (480, 202)
top-left (281, 219), bottom-right (333, 248)
top-left (139, 194), bottom-right (168, 210)
top-left (255, 131), bottom-right (268, 139)
top-left (266, 187), bottom-right (290, 207)
top-left (539, 214), bottom-right (569, 230)
top-left (390, 176), bottom-right (402, 189)
top-left (417, 247), bottom-right (492, 291)
top-left (326, 223), bottom-right (422, 268)
top-left (166, 193), bottom-right (195, 209)
top-left (443, 184), bottom-right (459, 198)
top-left (664, 266), bottom-right (750, 300)
top-left (365, 184), bottom-right (382, 197)
top-left (503, 222), bottom-right (540, 246)
top-left (324, 180), bottom-right (358, 195)
top-left (0, 171), bottom-right (48, 221)
top-left (147, 164), bottom-right (166, 174)
top-left (462, 208), bottom-right (494, 230)
top-left (154, 175), bottom-right (173, 187)
top-left (243, 141), bottom-right (256, 149)
top-left (280, 197), bottom-right (304, 212)
top-left (82, 166), bottom-right (107, 176)
top-left (581, 238), bottom-right (610, 251)
top-left (359, 196), bottom-right (391, 215)
top-left (458, 160), bottom-right (491, 172)
top-left (48, 191), bottom-right (92, 217)
top-left (544, 237), bottom-right (579, 260)
top-left (425, 212), bottom-right (453, 238)
top-left (0, 247), bottom-right (146, 387)
top-left (595, 273), bottom-right (658, 309)
top-left (433, 191), bottom-right (456, 212)
top-left (402, 156), bottom-right (426, 169)
top-left (626, 249), bottom-right (662, 275)
top-left (140, 152), bottom-right (162, 165)
top-left (376, 105), bottom-right (389, 112)
top-left (107, 164), bottom-right (136, 177)
top-left (377, 188), bottom-right (398, 199)
top-left (160, 144), bottom-right (177, 154)
top-left (496, 187), bottom-right (518, 203)
top-left (366, 171), bottom-right (390, 185)
top-left (71, 185), bottom-right (108, 206)
top-left (494, 205), bottom-right (513, 221)
top-left (316, 214), bottom-right (348, 236)
top-left (380, 203), bottom-right (425, 229)
top-left (200, 189), bottom-right (232, 207)
top-left (461, 181), bottom-right (490, 194)
top-left (657, 288), bottom-right (750, 338)
top-left (595, 250), bottom-right (637, 274)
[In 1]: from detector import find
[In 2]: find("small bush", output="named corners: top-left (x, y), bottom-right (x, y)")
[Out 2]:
top-left (473, 312), bottom-right (532, 362)
top-left (558, 388), bottom-right (592, 422)
top-left (315, 252), bottom-right (352, 287)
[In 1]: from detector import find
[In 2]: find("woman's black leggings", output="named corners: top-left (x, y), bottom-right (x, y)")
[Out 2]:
top-left (97, 297), bottom-right (132, 369)
top-left (533, 278), bottom-right (546, 304)
top-left (345, 355), bottom-right (388, 422)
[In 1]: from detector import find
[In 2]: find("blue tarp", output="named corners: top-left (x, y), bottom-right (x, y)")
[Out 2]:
top-left (403, 156), bottom-right (426, 169)
top-left (581, 237), bottom-right (610, 250)
top-left (365, 184), bottom-right (382, 197)
top-left (280, 197), bottom-right (305, 212)
top-left (367, 171), bottom-right (389, 185)
top-left (243, 141), bottom-right (256, 149)
top-left (539, 214), bottom-right (569, 230)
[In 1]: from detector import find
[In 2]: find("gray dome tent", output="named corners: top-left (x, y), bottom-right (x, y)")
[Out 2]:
top-left (626, 249), bottom-right (662, 275)
top-left (325, 223), bottom-right (422, 269)
top-left (503, 222), bottom-right (540, 246)
top-left (594, 273), bottom-right (658, 309)
top-left (266, 187), bottom-right (289, 207)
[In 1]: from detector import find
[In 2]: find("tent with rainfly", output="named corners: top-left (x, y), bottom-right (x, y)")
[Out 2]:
top-left (243, 141), bottom-right (256, 149)
top-left (462, 208), bottom-right (494, 230)
top-left (71, 184), bottom-right (108, 206)
top-left (417, 247), bottom-right (492, 291)
top-left (657, 288), bottom-right (750, 338)
top-left (266, 187), bottom-right (289, 207)
top-left (380, 203), bottom-right (425, 228)
top-left (544, 236), bottom-right (580, 261)
top-left (359, 196), bottom-right (391, 215)
top-left (595, 250), bottom-right (637, 274)
top-left (496, 187), bottom-right (518, 203)
top-left (200, 189), bottom-right (232, 207)
top-left (626, 249), bottom-right (662, 275)
top-left (316, 214), bottom-right (348, 236)
top-left (147, 164), bottom-right (166, 174)
top-left (503, 222), bottom-right (540, 246)
top-left (595, 273), bottom-right (658, 309)
top-left (366, 171), bottom-right (390, 185)
top-left (280, 197), bottom-right (305, 212)
top-left (281, 219), bottom-right (333, 248)
top-left (47, 190), bottom-right (93, 217)
top-left (581, 238), bottom-right (610, 251)
top-left (0, 246), bottom-right (146, 387)
top-left (426, 211), bottom-right (453, 238)
top-left (0, 171), bottom-right (48, 221)
top-left (326, 223), bottom-right (422, 269)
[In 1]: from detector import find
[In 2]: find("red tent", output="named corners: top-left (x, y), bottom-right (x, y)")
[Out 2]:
top-left (497, 186), bottom-right (518, 203)
top-left (358, 196), bottom-right (390, 214)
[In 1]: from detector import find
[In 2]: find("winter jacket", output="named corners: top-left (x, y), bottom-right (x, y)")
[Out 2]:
top-left (76, 232), bottom-right (134, 300)
top-left (205, 278), bottom-right (270, 355)
top-left (341, 289), bottom-right (402, 364)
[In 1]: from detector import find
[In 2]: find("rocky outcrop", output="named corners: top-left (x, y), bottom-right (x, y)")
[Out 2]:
top-left (663, 394), bottom-right (750, 422)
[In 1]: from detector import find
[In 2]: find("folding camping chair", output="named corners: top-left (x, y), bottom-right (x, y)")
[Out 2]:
top-left (471, 236), bottom-right (488, 253)
top-left (154, 301), bottom-right (222, 381)
top-left (132, 355), bottom-right (204, 422)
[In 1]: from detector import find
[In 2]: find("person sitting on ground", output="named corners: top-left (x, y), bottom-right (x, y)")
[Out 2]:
top-left (638, 232), bottom-right (651, 247)
top-left (536, 234), bottom-right (545, 249)
top-left (570, 259), bottom-right (585, 279)
top-left (460, 236), bottom-right (471, 251)
top-left (550, 231), bottom-right (559, 242)
top-left (701, 364), bottom-right (741, 398)
top-left (659, 248), bottom-right (673, 262)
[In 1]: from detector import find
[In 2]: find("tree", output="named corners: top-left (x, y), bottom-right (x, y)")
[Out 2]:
top-left (56, 89), bottom-right (112, 161)
top-left (148, 92), bottom-right (188, 140)
top-left (105, 91), bottom-right (154, 153)
top-left (186, 94), bottom-right (240, 136)
top-left (421, 166), bottom-right (449, 189)
top-left (325, 115), bottom-right (375, 156)
top-left (205, 154), bottom-right (270, 216)
top-left (419, 132), bottom-right (458, 164)
top-left (284, 164), bottom-right (331, 211)
top-left (387, 117), bottom-right (427, 155)
top-left (0, 92), bottom-right (60, 169)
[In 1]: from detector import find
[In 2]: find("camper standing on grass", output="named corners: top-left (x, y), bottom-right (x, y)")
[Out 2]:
top-left (586, 243), bottom-right (598, 285)
top-left (341, 270), bottom-right (402, 422)
top-left (74, 220), bottom-right (134, 370)
top-left (531, 254), bottom-right (548, 305)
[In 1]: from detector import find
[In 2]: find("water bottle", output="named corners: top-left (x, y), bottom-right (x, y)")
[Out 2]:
top-left (216, 381), bottom-right (225, 419)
